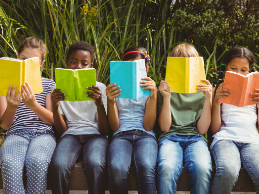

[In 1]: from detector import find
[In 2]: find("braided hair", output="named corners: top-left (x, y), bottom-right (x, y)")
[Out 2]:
top-left (216, 47), bottom-right (256, 90)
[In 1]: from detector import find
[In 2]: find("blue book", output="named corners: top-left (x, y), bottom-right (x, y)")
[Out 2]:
top-left (110, 59), bottom-right (151, 99)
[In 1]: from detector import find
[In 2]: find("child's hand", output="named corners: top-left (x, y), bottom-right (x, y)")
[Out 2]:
top-left (6, 85), bottom-right (22, 109)
top-left (197, 79), bottom-right (212, 100)
top-left (21, 82), bottom-right (37, 108)
top-left (86, 85), bottom-right (103, 106)
top-left (140, 77), bottom-right (157, 97)
top-left (158, 80), bottom-right (170, 98)
top-left (250, 89), bottom-right (259, 104)
top-left (106, 83), bottom-right (121, 103)
top-left (214, 82), bottom-right (231, 104)
top-left (51, 89), bottom-right (66, 109)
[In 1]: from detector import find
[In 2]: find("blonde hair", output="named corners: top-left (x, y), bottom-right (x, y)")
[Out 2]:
top-left (17, 37), bottom-right (47, 61)
top-left (170, 43), bottom-right (199, 57)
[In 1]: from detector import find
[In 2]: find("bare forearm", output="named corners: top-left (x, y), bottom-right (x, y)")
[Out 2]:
top-left (210, 100), bottom-right (222, 134)
top-left (97, 104), bottom-right (109, 135)
top-left (30, 102), bottom-right (54, 125)
top-left (143, 95), bottom-right (157, 131)
top-left (52, 107), bottom-right (67, 134)
top-left (107, 101), bottom-right (120, 132)
top-left (0, 106), bottom-right (17, 130)
top-left (158, 96), bottom-right (171, 132)
top-left (197, 98), bottom-right (212, 134)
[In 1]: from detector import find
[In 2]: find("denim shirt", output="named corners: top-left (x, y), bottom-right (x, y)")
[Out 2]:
top-left (113, 96), bottom-right (156, 137)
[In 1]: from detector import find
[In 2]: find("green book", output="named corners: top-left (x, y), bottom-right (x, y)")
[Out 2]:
top-left (55, 68), bottom-right (96, 101)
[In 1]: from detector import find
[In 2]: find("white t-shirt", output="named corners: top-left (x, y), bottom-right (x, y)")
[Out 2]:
top-left (58, 82), bottom-right (107, 137)
top-left (211, 103), bottom-right (259, 149)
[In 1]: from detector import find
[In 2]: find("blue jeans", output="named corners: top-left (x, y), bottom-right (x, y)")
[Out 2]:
top-left (210, 140), bottom-right (259, 194)
top-left (157, 134), bottom-right (212, 194)
top-left (50, 134), bottom-right (108, 194)
top-left (0, 130), bottom-right (56, 194)
top-left (107, 129), bottom-right (158, 194)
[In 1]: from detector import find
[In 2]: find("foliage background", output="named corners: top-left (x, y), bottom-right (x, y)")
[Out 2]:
top-left (0, 0), bottom-right (259, 86)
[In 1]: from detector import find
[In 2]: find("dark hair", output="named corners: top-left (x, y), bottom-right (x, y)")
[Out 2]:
top-left (216, 46), bottom-right (256, 88)
top-left (66, 41), bottom-right (95, 63)
top-left (17, 37), bottom-right (47, 61)
top-left (122, 46), bottom-right (149, 67)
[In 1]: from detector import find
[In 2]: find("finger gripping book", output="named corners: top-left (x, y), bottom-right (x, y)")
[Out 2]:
top-left (0, 57), bottom-right (43, 96)
top-left (110, 59), bottom-right (151, 99)
top-left (221, 71), bottom-right (259, 107)
top-left (165, 57), bottom-right (206, 93)
top-left (55, 68), bottom-right (96, 101)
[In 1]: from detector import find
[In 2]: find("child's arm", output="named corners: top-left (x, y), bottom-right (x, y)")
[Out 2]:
top-left (106, 83), bottom-right (121, 132)
top-left (0, 86), bottom-right (22, 130)
top-left (210, 82), bottom-right (231, 134)
top-left (21, 82), bottom-right (54, 125)
top-left (86, 85), bottom-right (109, 135)
top-left (51, 89), bottom-right (67, 134)
top-left (250, 89), bottom-right (259, 132)
top-left (196, 80), bottom-right (212, 134)
top-left (141, 77), bottom-right (157, 131)
top-left (158, 81), bottom-right (171, 132)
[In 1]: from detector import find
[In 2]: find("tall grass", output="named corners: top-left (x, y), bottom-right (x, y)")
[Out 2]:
top-left (0, 0), bottom-right (230, 85)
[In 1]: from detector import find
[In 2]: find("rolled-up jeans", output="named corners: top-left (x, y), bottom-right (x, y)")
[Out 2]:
top-left (157, 134), bottom-right (212, 194)
top-left (50, 134), bottom-right (108, 194)
top-left (107, 129), bottom-right (158, 194)
top-left (210, 140), bottom-right (259, 194)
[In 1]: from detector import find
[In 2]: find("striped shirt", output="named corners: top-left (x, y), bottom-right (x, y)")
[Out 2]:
top-left (5, 77), bottom-right (56, 136)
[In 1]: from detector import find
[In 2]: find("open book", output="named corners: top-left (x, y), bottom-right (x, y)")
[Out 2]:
top-left (110, 59), bottom-right (151, 99)
top-left (165, 57), bottom-right (206, 93)
top-left (0, 57), bottom-right (43, 96)
top-left (55, 68), bottom-right (96, 101)
top-left (221, 71), bottom-right (259, 107)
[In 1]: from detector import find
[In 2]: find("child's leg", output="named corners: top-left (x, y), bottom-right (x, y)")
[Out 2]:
top-left (25, 133), bottom-right (56, 194)
top-left (107, 132), bottom-right (133, 194)
top-left (240, 143), bottom-right (259, 192)
top-left (50, 135), bottom-right (82, 194)
top-left (82, 135), bottom-right (108, 194)
top-left (210, 140), bottom-right (241, 194)
top-left (157, 137), bottom-right (183, 194)
top-left (0, 135), bottom-right (29, 194)
top-left (183, 138), bottom-right (211, 194)
top-left (132, 132), bottom-right (157, 194)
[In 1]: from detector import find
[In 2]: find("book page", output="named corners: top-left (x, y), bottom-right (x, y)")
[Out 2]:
top-left (24, 57), bottom-right (43, 94)
top-left (55, 68), bottom-right (75, 101)
top-left (75, 69), bottom-right (96, 101)
top-left (0, 57), bottom-right (23, 96)
top-left (189, 57), bottom-right (206, 93)
top-left (110, 61), bottom-right (134, 98)
top-left (165, 57), bottom-right (188, 93)
top-left (246, 73), bottom-right (259, 106)
top-left (135, 59), bottom-right (151, 98)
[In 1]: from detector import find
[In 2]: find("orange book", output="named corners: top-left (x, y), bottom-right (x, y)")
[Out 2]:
top-left (221, 71), bottom-right (259, 107)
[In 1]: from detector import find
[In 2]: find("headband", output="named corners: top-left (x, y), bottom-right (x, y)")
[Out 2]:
top-left (122, 49), bottom-right (150, 62)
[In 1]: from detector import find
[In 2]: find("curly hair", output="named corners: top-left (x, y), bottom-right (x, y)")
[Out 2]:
top-left (66, 41), bottom-right (95, 62)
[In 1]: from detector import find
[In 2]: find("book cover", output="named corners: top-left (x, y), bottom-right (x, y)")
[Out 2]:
top-left (165, 57), bottom-right (206, 93)
top-left (221, 71), bottom-right (259, 107)
top-left (55, 68), bottom-right (96, 101)
top-left (110, 59), bottom-right (151, 99)
top-left (0, 57), bottom-right (43, 96)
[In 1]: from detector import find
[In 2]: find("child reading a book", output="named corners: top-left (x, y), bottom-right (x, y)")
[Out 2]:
top-left (157, 43), bottom-right (212, 194)
top-left (210, 47), bottom-right (259, 194)
top-left (49, 41), bottom-right (109, 194)
top-left (0, 37), bottom-right (56, 193)
top-left (106, 46), bottom-right (158, 194)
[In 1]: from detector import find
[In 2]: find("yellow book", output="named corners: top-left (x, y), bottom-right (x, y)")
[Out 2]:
top-left (0, 57), bottom-right (43, 96)
top-left (165, 57), bottom-right (206, 93)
